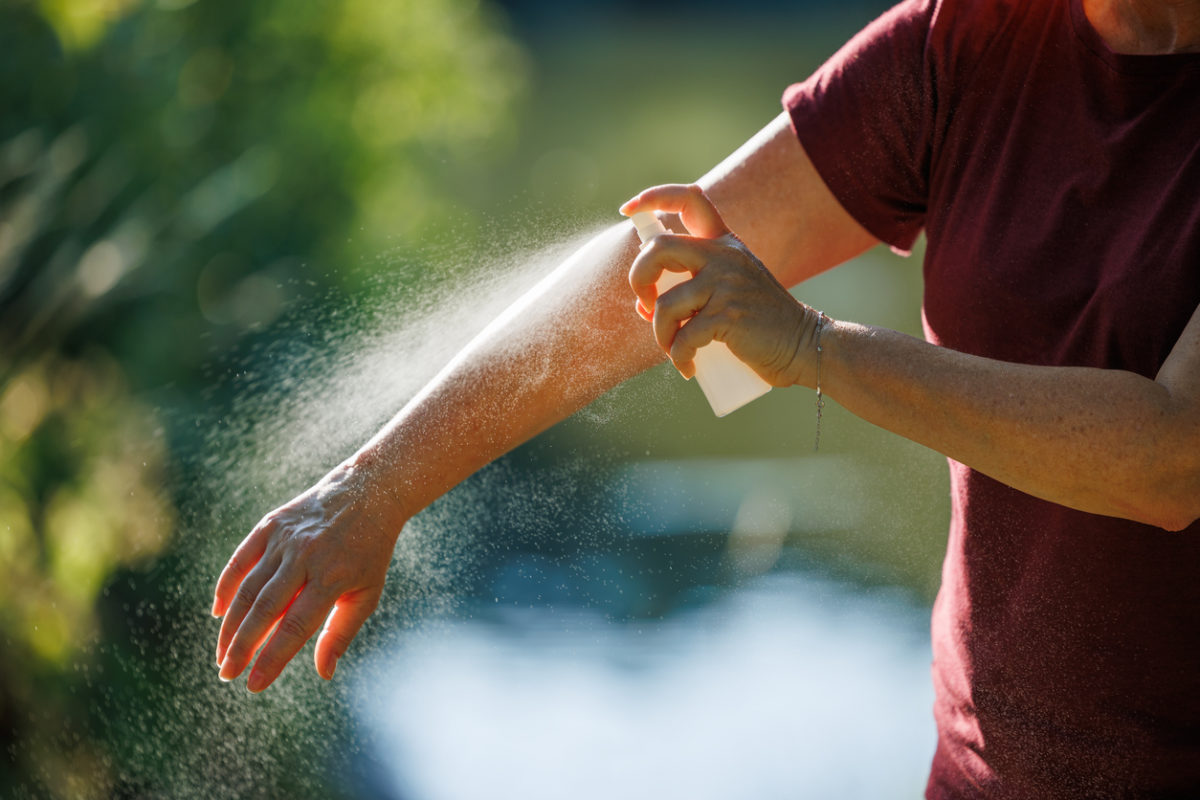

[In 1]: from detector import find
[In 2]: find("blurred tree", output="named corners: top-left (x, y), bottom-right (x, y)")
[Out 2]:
top-left (0, 0), bottom-right (526, 795)
top-left (0, 0), bottom-right (526, 385)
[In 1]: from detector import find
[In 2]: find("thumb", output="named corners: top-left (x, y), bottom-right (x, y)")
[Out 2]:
top-left (314, 587), bottom-right (381, 680)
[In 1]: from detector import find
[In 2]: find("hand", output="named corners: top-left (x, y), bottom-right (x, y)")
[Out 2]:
top-left (621, 183), bottom-right (822, 387)
top-left (212, 458), bottom-right (406, 692)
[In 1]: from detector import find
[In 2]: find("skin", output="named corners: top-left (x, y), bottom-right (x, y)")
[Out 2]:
top-left (1083, 0), bottom-right (1200, 53)
top-left (624, 186), bottom-right (1200, 532)
top-left (213, 1), bottom-right (1200, 692)
top-left (214, 114), bottom-right (874, 691)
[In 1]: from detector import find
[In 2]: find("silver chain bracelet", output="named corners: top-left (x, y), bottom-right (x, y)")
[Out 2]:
top-left (813, 310), bottom-right (827, 451)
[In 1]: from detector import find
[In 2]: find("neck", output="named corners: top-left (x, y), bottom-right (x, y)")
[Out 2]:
top-left (1084, 0), bottom-right (1200, 54)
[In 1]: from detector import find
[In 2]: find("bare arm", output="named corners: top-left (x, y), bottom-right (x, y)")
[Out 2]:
top-left (211, 112), bottom-right (878, 691)
top-left (626, 185), bottom-right (1200, 534)
top-left (702, 113), bottom-right (878, 288)
top-left (822, 310), bottom-right (1200, 531)
top-left (362, 112), bottom-right (876, 518)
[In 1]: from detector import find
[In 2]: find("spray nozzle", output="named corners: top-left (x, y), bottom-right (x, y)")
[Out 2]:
top-left (630, 210), bottom-right (669, 245)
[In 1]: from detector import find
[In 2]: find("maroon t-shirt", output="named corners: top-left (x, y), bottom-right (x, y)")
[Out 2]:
top-left (785, 0), bottom-right (1200, 796)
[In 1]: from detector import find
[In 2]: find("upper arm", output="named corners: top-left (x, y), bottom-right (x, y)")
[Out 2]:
top-left (698, 111), bottom-right (879, 289)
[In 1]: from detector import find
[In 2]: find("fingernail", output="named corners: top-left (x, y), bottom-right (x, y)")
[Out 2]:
top-left (211, 598), bottom-right (221, 618)
top-left (246, 670), bottom-right (265, 693)
top-left (218, 657), bottom-right (236, 683)
top-left (619, 197), bottom-right (637, 214)
top-left (328, 659), bottom-right (337, 680)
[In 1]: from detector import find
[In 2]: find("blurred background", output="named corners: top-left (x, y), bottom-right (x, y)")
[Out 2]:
top-left (0, 0), bottom-right (951, 797)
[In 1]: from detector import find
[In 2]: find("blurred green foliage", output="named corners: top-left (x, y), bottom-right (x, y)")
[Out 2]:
top-left (0, 0), bottom-right (525, 383)
top-left (1, 0), bottom-right (525, 794)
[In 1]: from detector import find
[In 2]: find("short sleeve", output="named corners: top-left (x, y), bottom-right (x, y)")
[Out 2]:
top-left (784, 0), bottom-right (938, 255)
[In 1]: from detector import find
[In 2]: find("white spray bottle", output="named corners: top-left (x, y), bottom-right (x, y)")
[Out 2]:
top-left (630, 210), bottom-right (772, 417)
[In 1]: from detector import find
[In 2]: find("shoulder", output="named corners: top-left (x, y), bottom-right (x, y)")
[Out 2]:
top-left (844, 0), bottom-right (1037, 81)
top-left (923, 0), bottom-right (1063, 108)
top-left (928, 0), bottom-right (1060, 65)
top-left (929, 0), bottom-right (1040, 34)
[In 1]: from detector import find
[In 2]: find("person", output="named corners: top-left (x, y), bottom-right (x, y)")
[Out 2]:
top-left (211, 0), bottom-right (1200, 795)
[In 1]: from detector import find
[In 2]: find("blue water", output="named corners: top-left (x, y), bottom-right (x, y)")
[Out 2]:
top-left (356, 570), bottom-right (935, 799)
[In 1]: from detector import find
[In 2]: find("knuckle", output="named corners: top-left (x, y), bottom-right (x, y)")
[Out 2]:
top-left (254, 512), bottom-right (280, 536)
top-left (286, 528), bottom-right (322, 559)
top-left (675, 322), bottom-right (701, 347)
top-left (245, 598), bottom-right (280, 627)
top-left (225, 554), bottom-right (246, 576)
top-left (226, 551), bottom-right (254, 578)
top-left (276, 614), bottom-right (309, 643)
top-left (233, 584), bottom-right (259, 609)
top-left (224, 640), bottom-right (247, 663)
top-left (315, 565), bottom-right (351, 594)
top-left (252, 656), bottom-right (278, 678)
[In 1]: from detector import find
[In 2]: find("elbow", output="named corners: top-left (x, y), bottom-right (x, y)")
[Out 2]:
top-left (1118, 496), bottom-right (1196, 531)
top-left (1157, 461), bottom-right (1200, 532)
top-left (1122, 433), bottom-right (1200, 531)
top-left (1153, 506), bottom-right (1199, 533)
top-left (1129, 483), bottom-right (1200, 533)
top-left (1149, 511), bottom-right (1197, 533)
top-left (1148, 410), bottom-right (1200, 532)
top-left (1110, 464), bottom-right (1200, 532)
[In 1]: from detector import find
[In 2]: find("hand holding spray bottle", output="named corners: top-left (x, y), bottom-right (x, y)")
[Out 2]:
top-left (627, 209), bottom-right (772, 417)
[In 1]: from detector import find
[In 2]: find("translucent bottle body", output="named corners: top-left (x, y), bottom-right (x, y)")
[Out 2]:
top-left (630, 211), bottom-right (772, 417)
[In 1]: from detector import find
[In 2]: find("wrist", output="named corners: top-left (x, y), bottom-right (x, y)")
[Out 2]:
top-left (781, 304), bottom-right (829, 389)
top-left (339, 449), bottom-right (411, 539)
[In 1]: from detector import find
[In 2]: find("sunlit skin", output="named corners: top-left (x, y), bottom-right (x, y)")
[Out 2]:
top-left (214, 465), bottom-right (402, 686)
top-left (213, 0), bottom-right (1200, 692)
top-left (622, 186), bottom-right (820, 388)
top-left (623, 185), bottom-right (1200, 530)
top-left (1083, 0), bottom-right (1200, 53)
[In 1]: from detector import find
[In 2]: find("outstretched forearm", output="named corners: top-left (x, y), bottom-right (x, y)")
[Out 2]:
top-left (211, 113), bottom-right (880, 692)
top-left (349, 223), bottom-right (663, 519)
top-left (211, 222), bottom-right (663, 689)
top-left (347, 111), bottom-right (877, 521)
top-left (822, 321), bottom-right (1200, 531)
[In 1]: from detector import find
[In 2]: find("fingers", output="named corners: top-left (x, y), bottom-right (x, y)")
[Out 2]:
top-left (620, 183), bottom-right (730, 240)
top-left (314, 588), bottom-right (382, 681)
top-left (212, 521), bottom-right (273, 618)
top-left (628, 234), bottom-right (711, 313)
top-left (218, 566), bottom-right (304, 681)
top-left (667, 314), bottom-right (721, 380)
top-left (652, 276), bottom-right (714, 353)
top-left (622, 183), bottom-right (742, 375)
top-left (244, 587), bottom-right (332, 693)
top-left (216, 554), bottom-right (278, 666)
